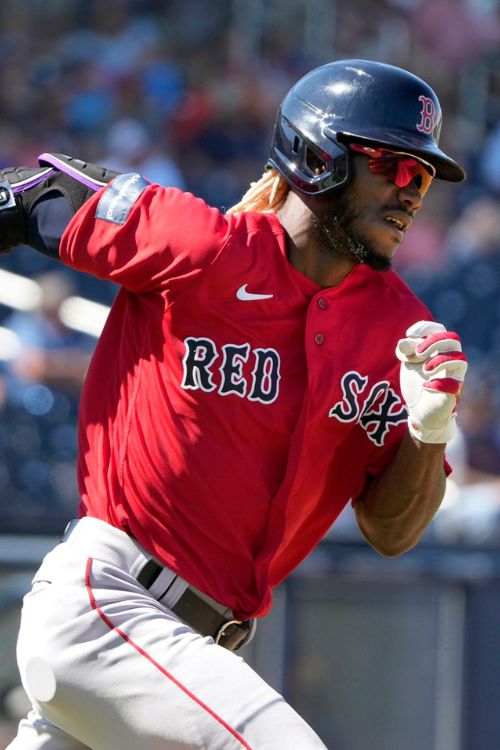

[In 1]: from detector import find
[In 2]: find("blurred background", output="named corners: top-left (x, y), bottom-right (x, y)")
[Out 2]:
top-left (0, 0), bottom-right (500, 748)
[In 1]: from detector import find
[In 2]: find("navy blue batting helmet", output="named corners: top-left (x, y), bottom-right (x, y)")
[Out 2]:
top-left (268, 59), bottom-right (466, 195)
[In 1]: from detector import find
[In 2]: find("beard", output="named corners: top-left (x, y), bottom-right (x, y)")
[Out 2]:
top-left (311, 191), bottom-right (392, 272)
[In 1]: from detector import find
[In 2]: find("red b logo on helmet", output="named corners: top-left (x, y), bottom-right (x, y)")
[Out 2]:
top-left (417, 95), bottom-right (436, 135)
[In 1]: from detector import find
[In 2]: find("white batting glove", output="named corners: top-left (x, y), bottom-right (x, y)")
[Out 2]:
top-left (396, 321), bottom-right (468, 444)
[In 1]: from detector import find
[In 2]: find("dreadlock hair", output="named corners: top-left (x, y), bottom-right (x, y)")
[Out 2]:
top-left (226, 167), bottom-right (289, 216)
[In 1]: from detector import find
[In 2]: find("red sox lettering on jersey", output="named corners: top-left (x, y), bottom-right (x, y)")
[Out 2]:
top-left (181, 337), bottom-right (281, 404)
top-left (328, 370), bottom-right (408, 446)
top-left (181, 338), bottom-right (408, 443)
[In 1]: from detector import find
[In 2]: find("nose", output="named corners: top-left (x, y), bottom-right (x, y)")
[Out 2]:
top-left (398, 179), bottom-right (423, 211)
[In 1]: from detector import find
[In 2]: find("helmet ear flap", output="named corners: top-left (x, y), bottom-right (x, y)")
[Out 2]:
top-left (286, 127), bottom-right (328, 176)
top-left (289, 134), bottom-right (329, 179)
top-left (268, 113), bottom-right (350, 194)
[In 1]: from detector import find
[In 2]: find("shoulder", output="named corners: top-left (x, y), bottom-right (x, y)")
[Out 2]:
top-left (343, 266), bottom-right (433, 344)
top-left (382, 268), bottom-right (432, 321)
top-left (360, 266), bottom-right (430, 314)
top-left (224, 209), bottom-right (283, 237)
top-left (152, 193), bottom-right (283, 247)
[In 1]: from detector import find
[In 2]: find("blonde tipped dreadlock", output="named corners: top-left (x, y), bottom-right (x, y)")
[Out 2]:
top-left (226, 167), bottom-right (289, 216)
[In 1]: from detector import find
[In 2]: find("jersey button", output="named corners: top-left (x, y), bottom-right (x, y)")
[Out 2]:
top-left (314, 333), bottom-right (325, 345)
top-left (317, 297), bottom-right (328, 310)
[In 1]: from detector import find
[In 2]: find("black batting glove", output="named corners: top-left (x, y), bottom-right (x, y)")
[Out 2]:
top-left (0, 154), bottom-right (119, 255)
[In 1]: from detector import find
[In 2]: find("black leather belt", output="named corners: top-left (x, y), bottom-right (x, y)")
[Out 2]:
top-left (137, 559), bottom-right (255, 652)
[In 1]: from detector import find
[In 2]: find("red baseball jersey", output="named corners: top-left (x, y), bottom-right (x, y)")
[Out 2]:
top-left (60, 179), bottom-right (436, 619)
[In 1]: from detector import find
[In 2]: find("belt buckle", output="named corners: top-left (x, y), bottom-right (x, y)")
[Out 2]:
top-left (214, 618), bottom-right (255, 652)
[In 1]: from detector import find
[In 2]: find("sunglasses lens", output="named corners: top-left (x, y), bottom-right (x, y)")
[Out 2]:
top-left (369, 155), bottom-right (432, 195)
top-left (350, 144), bottom-right (434, 196)
top-left (392, 158), bottom-right (433, 195)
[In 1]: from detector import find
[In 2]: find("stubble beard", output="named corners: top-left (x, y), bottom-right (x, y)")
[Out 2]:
top-left (311, 191), bottom-right (392, 272)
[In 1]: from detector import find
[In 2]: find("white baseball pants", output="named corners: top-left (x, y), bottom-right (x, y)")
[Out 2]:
top-left (7, 517), bottom-right (327, 749)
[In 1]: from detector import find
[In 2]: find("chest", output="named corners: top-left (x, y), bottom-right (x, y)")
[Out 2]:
top-left (163, 271), bottom-right (406, 448)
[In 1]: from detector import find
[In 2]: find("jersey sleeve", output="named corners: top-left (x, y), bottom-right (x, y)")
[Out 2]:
top-left (59, 180), bottom-right (232, 292)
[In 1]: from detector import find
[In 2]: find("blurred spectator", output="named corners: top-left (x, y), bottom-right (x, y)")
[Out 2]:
top-left (431, 424), bottom-right (500, 547)
top-left (0, 271), bottom-right (95, 533)
top-left (102, 117), bottom-right (185, 187)
top-left (480, 123), bottom-right (500, 195)
top-left (2, 271), bottom-right (92, 402)
top-left (460, 371), bottom-right (500, 475)
top-left (443, 193), bottom-right (500, 261)
top-left (409, 0), bottom-right (500, 77)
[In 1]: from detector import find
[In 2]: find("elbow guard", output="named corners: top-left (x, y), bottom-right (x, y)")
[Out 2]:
top-left (0, 153), bottom-right (119, 255)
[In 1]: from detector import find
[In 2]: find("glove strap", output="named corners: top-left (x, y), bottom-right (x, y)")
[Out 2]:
top-left (36, 154), bottom-right (117, 212)
top-left (408, 416), bottom-right (456, 445)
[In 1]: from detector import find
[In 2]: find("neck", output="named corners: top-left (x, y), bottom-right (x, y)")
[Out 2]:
top-left (277, 192), bottom-right (357, 288)
top-left (286, 236), bottom-right (357, 287)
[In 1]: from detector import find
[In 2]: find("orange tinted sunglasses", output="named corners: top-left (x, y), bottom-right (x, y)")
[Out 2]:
top-left (349, 143), bottom-right (436, 196)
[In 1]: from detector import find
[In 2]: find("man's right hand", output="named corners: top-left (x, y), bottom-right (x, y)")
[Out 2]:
top-left (0, 165), bottom-right (53, 253)
top-left (0, 155), bottom-right (119, 255)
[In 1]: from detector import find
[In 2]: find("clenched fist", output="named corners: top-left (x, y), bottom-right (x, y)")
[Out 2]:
top-left (396, 321), bottom-right (468, 444)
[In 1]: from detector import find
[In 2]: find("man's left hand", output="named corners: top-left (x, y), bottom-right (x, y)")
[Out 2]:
top-left (396, 320), bottom-right (468, 444)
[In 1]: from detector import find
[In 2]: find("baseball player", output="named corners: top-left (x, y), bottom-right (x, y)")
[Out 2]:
top-left (2, 60), bottom-right (467, 749)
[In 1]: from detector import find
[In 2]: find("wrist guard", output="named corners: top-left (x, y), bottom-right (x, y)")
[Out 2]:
top-left (0, 153), bottom-right (119, 254)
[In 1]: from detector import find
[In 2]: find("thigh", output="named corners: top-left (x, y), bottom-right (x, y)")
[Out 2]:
top-left (16, 545), bottom-right (326, 750)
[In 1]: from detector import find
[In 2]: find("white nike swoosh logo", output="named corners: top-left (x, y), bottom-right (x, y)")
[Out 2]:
top-left (236, 284), bottom-right (274, 301)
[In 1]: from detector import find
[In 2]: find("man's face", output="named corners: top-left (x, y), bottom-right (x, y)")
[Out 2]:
top-left (306, 151), bottom-right (425, 271)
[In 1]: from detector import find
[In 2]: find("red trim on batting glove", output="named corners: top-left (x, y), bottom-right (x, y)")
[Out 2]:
top-left (424, 351), bottom-right (467, 372)
top-left (416, 331), bottom-right (460, 354)
top-left (424, 378), bottom-right (462, 395)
